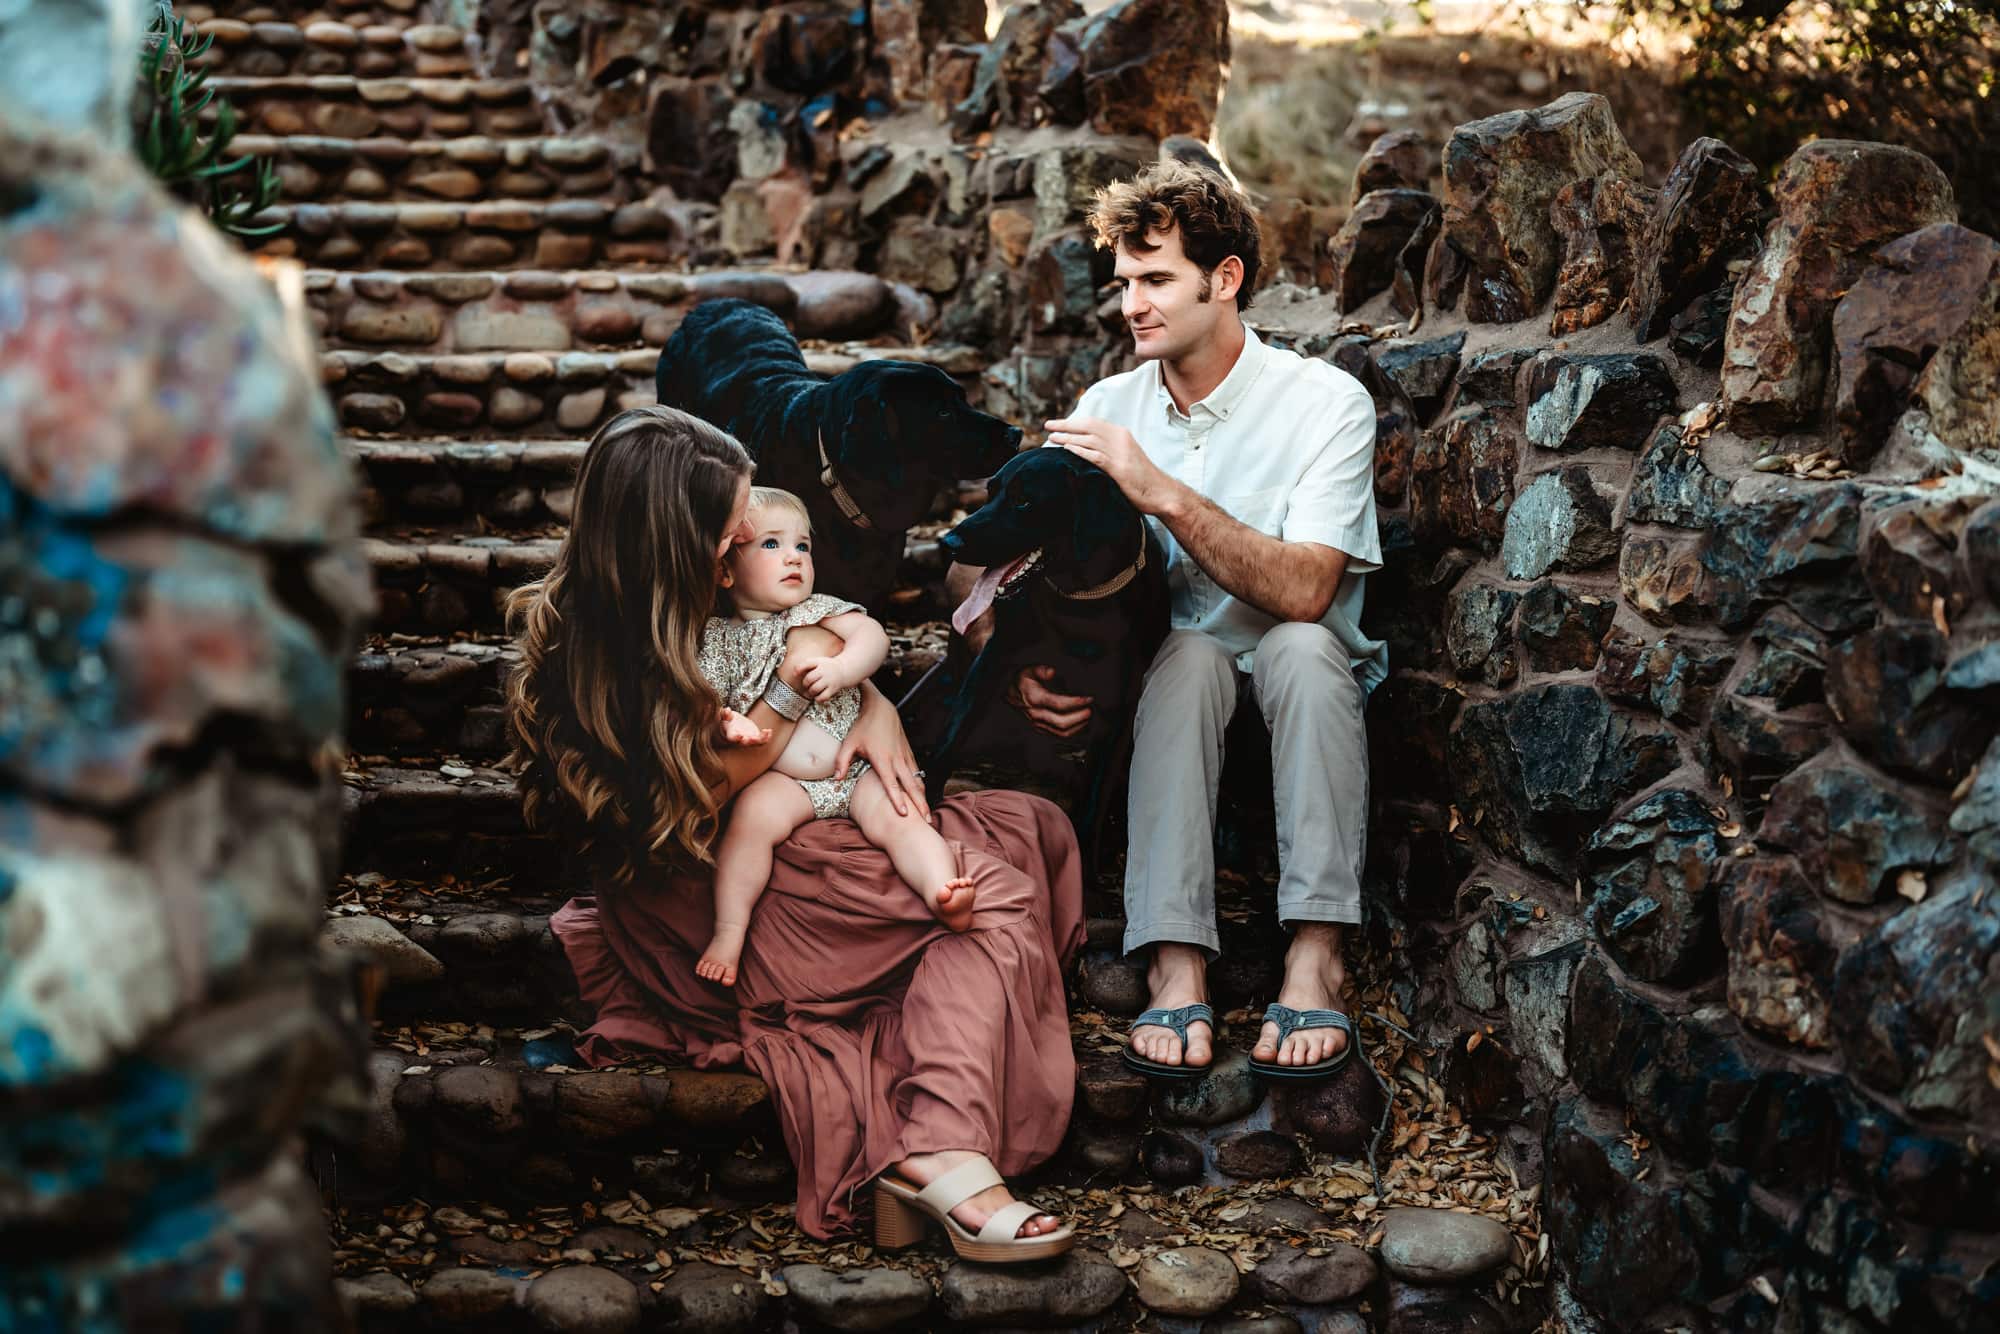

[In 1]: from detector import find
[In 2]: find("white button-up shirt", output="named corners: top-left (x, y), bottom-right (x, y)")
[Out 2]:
top-left (1070, 328), bottom-right (1389, 691)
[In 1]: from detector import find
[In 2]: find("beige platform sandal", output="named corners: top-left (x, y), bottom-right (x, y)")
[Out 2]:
top-left (873, 1156), bottom-right (1075, 1263)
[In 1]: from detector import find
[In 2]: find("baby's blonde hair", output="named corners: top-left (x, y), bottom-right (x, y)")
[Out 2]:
top-left (745, 485), bottom-right (813, 535)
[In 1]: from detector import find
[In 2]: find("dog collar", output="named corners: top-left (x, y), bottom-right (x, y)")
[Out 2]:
top-left (1050, 530), bottom-right (1146, 601)
top-left (816, 429), bottom-right (874, 530)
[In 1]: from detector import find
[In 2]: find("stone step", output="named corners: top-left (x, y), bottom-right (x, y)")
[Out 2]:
top-left (356, 517), bottom-right (953, 633)
top-left (207, 75), bottom-right (543, 142)
top-left (337, 1023), bottom-right (782, 1208)
top-left (237, 133), bottom-right (633, 205)
top-left (256, 196), bottom-right (687, 271)
top-left (324, 341), bottom-right (986, 438)
top-left (347, 432), bottom-right (985, 529)
top-left (190, 17), bottom-right (469, 80)
top-left (305, 267), bottom-right (920, 353)
top-left (308, 266), bottom-right (840, 354)
top-left (342, 761), bottom-right (541, 877)
top-left (188, 0), bottom-right (431, 29)
top-left (346, 621), bottom-right (951, 762)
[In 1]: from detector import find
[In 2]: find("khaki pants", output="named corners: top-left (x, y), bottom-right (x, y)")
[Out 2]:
top-left (1122, 624), bottom-right (1368, 957)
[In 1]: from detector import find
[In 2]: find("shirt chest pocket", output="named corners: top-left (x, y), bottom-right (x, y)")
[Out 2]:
top-left (1219, 484), bottom-right (1286, 536)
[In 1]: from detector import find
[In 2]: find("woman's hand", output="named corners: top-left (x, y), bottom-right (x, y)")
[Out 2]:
top-left (837, 681), bottom-right (929, 819)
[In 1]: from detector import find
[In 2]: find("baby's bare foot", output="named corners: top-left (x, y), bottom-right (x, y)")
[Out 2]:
top-left (934, 876), bottom-right (976, 932)
top-left (697, 927), bottom-right (744, 987)
top-left (695, 951), bottom-right (739, 986)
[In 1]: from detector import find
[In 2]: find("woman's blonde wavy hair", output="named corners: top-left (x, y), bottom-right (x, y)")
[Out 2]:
top-left (505, 405), bottom-right (753, 882)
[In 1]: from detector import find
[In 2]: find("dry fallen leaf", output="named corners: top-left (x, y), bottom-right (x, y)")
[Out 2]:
top-left (1897, 870), bottom-right (1929, 903)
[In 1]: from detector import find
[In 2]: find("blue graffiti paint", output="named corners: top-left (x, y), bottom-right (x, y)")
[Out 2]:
top-left (8, 1027), bottom-right (54, 1083)
top-left (1, 1059), bottom-right (198, 1192)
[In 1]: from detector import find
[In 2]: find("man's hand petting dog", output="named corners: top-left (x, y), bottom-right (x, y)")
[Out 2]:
top-left (1008, 665), bottom-right (1093, 738)
top-left (944, 565), bottom-right (1097, 738)
top-left (718, 707), bottom-right (770, 748)
top-left (1044, 416), bottom-right (1182, 518)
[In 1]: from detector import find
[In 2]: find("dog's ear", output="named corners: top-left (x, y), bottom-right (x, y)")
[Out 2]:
top-left (1071, 464), bottom-right (1129, 562)
top-left (834, 379), bottom-right (906, 487)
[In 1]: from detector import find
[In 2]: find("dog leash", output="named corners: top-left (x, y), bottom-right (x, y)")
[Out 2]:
top-left (816, 429), bottom-right (874, 530)
top-left (1049, 529), bottom-right (1146, 600)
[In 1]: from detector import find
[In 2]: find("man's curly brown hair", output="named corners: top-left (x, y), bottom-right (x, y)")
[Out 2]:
top-left (1087, 160), bottom-right (1264, 311)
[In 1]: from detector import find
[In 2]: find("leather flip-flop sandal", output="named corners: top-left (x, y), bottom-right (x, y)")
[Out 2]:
top-left (874, 1156), bottom-right (1074, 1263)
top-left (1247, 1004), bottom-right (1356, 1083)
top-left (1121, 1002), bottom-right (1216, 1080)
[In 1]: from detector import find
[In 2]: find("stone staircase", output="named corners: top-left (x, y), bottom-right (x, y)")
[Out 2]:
top-left (186, 2), bottom-right (1542, 1329)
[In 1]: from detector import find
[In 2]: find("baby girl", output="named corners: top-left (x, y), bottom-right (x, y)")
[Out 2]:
top-left (696, 486), bottom-right (975, 986)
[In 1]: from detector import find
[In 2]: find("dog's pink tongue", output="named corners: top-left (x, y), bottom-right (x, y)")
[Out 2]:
top-left (951, 557), bottom-right (1022, 636)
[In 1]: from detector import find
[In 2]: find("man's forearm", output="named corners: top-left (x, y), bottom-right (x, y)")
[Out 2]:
top-left (1158, 482), bottom-right (1344, 623)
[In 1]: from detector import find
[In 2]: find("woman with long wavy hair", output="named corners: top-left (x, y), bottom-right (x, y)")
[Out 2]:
top-left (511, 406), bottom-right (1085, 1258)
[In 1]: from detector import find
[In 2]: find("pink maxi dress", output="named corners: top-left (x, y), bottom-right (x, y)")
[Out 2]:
top-left (549, 789), bottom-right (1085, 1237)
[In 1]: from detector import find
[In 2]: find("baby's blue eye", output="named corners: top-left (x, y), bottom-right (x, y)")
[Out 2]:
top-left (761, 537), bottom-right (780, 549)
top-left (796, 541), bottom-right (811, 553)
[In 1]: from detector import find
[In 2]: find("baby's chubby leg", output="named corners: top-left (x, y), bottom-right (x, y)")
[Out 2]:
top-left (699, 773), bottom-right (816, 986)
top-left (849, 772), bottom-right (974, 931)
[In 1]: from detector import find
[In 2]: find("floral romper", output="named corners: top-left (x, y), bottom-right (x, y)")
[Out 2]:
top-left (699, 593), bottom-right (870, 820)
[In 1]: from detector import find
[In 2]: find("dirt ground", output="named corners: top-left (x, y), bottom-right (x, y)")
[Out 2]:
top-left (1216, 0), bottom-right (1688, 211)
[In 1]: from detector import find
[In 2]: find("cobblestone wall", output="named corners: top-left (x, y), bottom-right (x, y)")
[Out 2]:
top-left (1271, 102), bottom-right (2000, 1334)
top-left (0, 34), bottom-right (371, 1333)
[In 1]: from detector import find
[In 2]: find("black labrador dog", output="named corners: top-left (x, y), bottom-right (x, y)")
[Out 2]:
top-left (921, 447), bottom-right (1168, 861)
top-left (656, 298), bottom-right (1021, 608)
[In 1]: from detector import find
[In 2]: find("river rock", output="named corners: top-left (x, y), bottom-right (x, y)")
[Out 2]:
top-left (1916, 239), bottom-right (2000, 454)
top-left (656, 1262), bottom-right (769, 1333)
top-left (1759, 762), bottom-right (1956, 905)
top-left (525, 1266), bottom-right (640, 1334)
top-left (1501, 467), bottom-right (1617, 580)
top-left (939, 1249), bottom-right (1126, 1325)
top-left (1214, 1130), bottom-right (1307, 1180)
top-left (1158, 1049), bottom-right (1262, 1126)
top-left (1826, 624), bottom-right (1995, 784)
top-left (1375, 331), bottom-right (1465, 424)
top-left (1518, 581), bottom-right (1614, 672)
top-left (1583, 789), bottom-right (1726, 983)
top-left (1135, 1246), bottom-right (1239, 1316)
top-left (421, 1268), bottom-right (521, 1322)
top-left (321, 914), bottom-right (444, 985)
top-left (1549, 171), bottom-right (1657, 335)
top-left (1270, 1052), bottom-right (1384, 1154)
top-left (1445, 581), bottom-right (1520, 686)
top-left (1378, 1207), bottom-right (1514, 1283)
top-left (1832, 878), bottom-right (2000, 1111)
top-left (1830, 223), bottom-right (2000, 464)
top-left (1075, 0), bottom-right (1230, 142)
top-left (1141, 1129), bottom-right (1204, 1185)
top-left (1624, 423), bottom-right (1731, 529)
top-left (1329, 190), bottom-right (1439, 313)
top-left (1386, 1280), bottom-right (1506, 1334)
top-left (1411, 406), bottom-right (1517, 553)
top-left (1717, 855), bottom-right (1851, 1050)
top-left (1426, 93), bottom-right (1644, 322)
top-left (1450, 684), bottom-right (1680, 875)
top-left (1629, 137), bottom-right (1768, 340)
top-left (1525, 351), bottom-right (1677, 452)
top-left (1353, 129), bottom-right (1433, 202)
top-left (1722, 140), bottom-right (1957, 433)
top-left (1247, 1243), bottom-right (1376, 1305)
top-left (779, 1264), bottom-right (931, 1332)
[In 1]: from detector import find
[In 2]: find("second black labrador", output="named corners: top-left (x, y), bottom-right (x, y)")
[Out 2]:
top-left (922, 447), bottom-right (1169, 860)
top-left (656, 297), bottom-right (1021, 608)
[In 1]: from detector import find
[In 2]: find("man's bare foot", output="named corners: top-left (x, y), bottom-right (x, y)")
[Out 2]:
top-left (892, 1150), bottom-right (1064, 1238)
top-left (696, 924), bottom-right (746, 987)
top-left (1129, 942), bottom-right (1213, 1071)
top-left (934, 876), bottom-right (976, 932)
top-left (1252, 923), bottom-right (1350, 1068)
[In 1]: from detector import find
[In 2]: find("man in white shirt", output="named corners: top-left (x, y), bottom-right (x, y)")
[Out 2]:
top-left (951, 162), bottom-right (1386, 1082)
